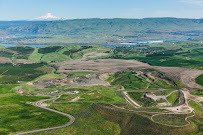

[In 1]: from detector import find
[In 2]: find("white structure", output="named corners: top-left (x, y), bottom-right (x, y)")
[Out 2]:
top-left (148, 40), bottom-right (164, 44)
top-left (71, 91), bottom-right (79, 94)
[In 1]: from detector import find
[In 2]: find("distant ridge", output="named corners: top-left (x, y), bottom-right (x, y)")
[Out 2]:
top-left (1, 18), bottom-right (203, 44)
top-left (6, 18), bottom-right (203, 34)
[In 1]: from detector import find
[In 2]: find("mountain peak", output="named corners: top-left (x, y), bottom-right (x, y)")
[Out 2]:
top-left (34, 13), bottom-right (60, 21)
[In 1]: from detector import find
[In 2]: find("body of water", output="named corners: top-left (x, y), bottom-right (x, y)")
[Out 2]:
top-left (0, 36), bottom-right (196, 48)
top-left (128, 37), bottom-right (191, 43)
top-left (0, 43), bottom-right (48, 48)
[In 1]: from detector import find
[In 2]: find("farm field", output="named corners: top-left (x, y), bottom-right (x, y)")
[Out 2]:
top-left (0, 63), bottom-right (53, 84)
top-left (112, 41), bottom-right (203, 70)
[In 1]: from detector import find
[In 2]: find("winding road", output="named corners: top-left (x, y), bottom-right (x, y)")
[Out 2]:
top-left (14, 95), bottom-right (75, 135)
top-left (121, 91), bottom-right (141, 108)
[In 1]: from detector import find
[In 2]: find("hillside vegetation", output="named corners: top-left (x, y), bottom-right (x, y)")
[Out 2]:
top-left (0, 85), bottom-right (69, 135)
top-left (0, 63), bottom-right (53, 84)
top-left (2, 18), bottom-right (203, 44)
top-left (0, 45), bottom-right (110, 63)
top-left (113, 40), bottom-right (203, 70)
top-left (195, 74), bottom-right (203, 86)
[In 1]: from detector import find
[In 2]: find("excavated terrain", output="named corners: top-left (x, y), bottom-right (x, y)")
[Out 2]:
top-left (35, 74), bottom-right (108, 88)
top-left (54, 58), bottom-right (203, 89)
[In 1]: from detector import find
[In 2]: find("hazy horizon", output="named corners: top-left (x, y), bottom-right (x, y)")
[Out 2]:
top-left (1, 0), bottom-right (203, 21)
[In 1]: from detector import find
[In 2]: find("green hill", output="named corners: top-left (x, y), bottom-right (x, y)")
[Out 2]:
top-left (0, 45), bottom-right (110, 63)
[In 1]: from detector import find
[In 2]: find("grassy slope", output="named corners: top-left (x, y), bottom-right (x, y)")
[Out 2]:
top-left (111, 72), bottom-right (157, 90)
top-left (24, 85), bottom-right (127, 135)
top-left (195, 74), bottom-right (203, 86)
top-left (128, 92), bottom-right (157, 107)
top-left (0, 85), bottom-right (69, 135)
top-left (189, 100), bottom-right (203, 134)
top-left (166, 91), bottom-right (178, 104)
top-left (189, 101), bottom-right (203, 113)
top-left (28, 45), bottom-right (110, 62)
top-left (94, 104), bottom-right (196, 135)
top-left (190, 89), bottom-right (203, 96)
top-left (28, 48), bottom-right (43, 62)
top-left (0, 85), bottom-right (17, 94)
top-left (152, 114), bottom-right (188, 126)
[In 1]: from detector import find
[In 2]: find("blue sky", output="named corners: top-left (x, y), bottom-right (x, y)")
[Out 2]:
top-left (1, 0), bottom-right (203, 20)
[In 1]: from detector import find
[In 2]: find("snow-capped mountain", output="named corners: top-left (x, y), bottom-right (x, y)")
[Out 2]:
top-left (33, 13), bottom-right (62, 21)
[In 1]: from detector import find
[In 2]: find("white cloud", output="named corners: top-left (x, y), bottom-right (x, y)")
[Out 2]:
top-left (179, 0), bottom-right (203, 6)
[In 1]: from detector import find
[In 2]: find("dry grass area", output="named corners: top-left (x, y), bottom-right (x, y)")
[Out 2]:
top-left (82, 52), bottom-right (109, 59)
top-left (0, 57), bottom-right (11, 63)
top-left (13, 59), bottom-right (35, 64)
top-left (54, 57), bottom-right (203, 89)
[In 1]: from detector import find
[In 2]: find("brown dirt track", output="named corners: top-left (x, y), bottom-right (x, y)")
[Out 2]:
top-left (54, 58), bottom-right (203, 89)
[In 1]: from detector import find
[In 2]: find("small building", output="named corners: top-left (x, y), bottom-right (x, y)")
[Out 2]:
top-left (71, 91), bottom-right (79, 94)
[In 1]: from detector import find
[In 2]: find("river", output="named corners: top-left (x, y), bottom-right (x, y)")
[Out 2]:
top-left (0, 36), bottom-right (195, 48)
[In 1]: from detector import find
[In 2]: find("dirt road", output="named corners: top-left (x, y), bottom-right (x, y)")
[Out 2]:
top-left (14, 96), bottom-right (75, 135)
top-left (121, 91), bottom-right (141, 108)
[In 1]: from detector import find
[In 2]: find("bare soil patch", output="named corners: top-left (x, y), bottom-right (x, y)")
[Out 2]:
top-left (55, 59), bottom-right (150, 73)
top-left (54, 58), bottom-right (203, 89)
top-left (69, 96), bottom-right (80, 102)
top-left (35, 74), bottom-right (108, 88)
top-left (82, 52), bottom-right (110, 60)
top-left (14, 59), bottom-right (35, 64)
top-left (0, 57), bottom-right (11, 63)
top-left (0, 104), bottom-right (19, 107)
top-left (153, 66), bottom-right (203, 89)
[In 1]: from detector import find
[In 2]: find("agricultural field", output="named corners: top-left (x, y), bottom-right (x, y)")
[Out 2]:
top-left (112, 40), bottom-right (203, 70)
top-left (0, 46), bottom-right (35, 62)
top-left (0, 63), bottom-right (53, 84)
top-left (29, 45), bottom-right (111, 62)
top-left (0, 45), bottom-right (111, 63)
